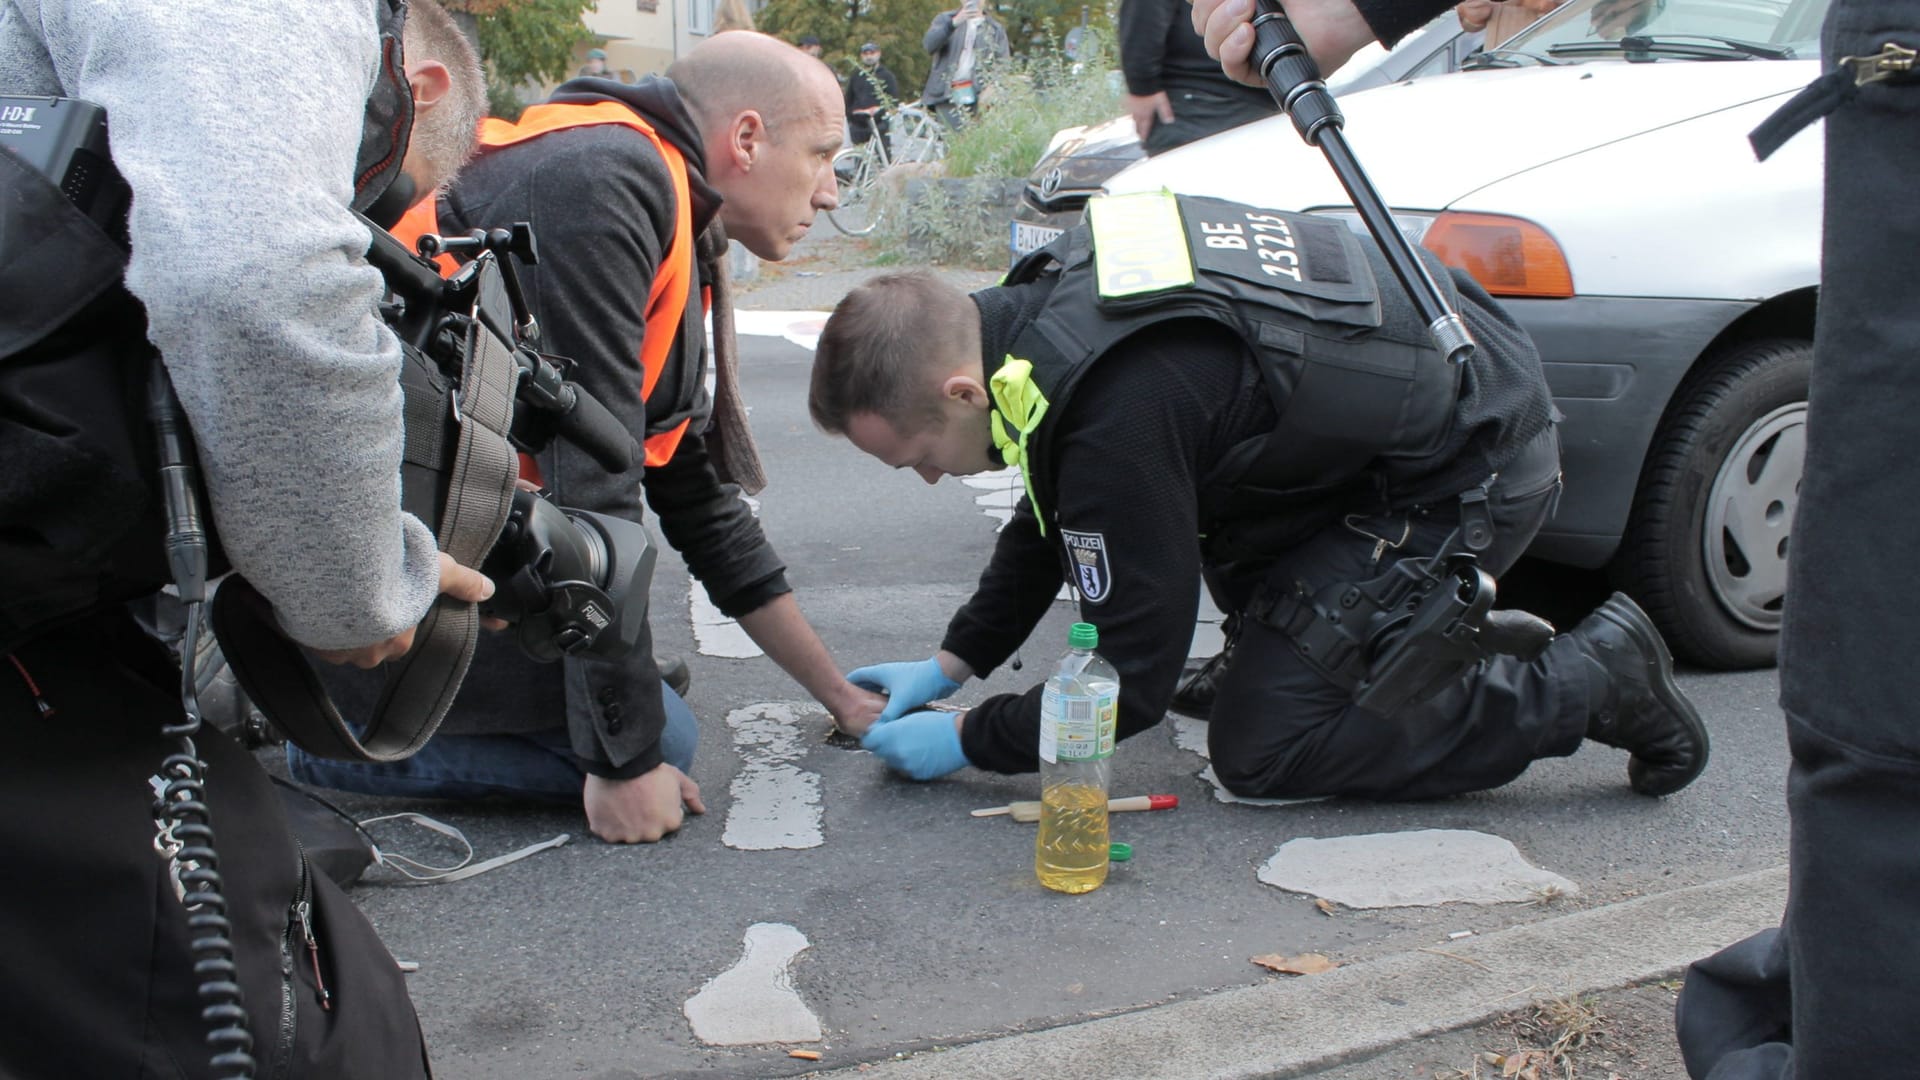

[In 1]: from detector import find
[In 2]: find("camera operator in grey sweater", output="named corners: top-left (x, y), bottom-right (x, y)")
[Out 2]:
top-left (0, 0), bottom-right (489, 656)
top-left (1, 1), bottom-right (489, 1074)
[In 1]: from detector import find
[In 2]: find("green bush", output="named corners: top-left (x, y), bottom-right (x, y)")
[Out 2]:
top-left (940, 32), bottom-right (1121, 180)
top-left (866, 33), bottom-right (1120, 267)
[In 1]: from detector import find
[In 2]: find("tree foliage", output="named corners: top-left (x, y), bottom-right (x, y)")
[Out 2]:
top-left (446, 0), bottom-right (595, 119)
top-left (756, 0), bottom-right (1110, 100)
top-left (997, 0), bottom-right (1113, 57)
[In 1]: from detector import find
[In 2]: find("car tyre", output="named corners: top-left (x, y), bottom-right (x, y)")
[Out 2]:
top-left (1611, 337), bottom-right (1810, 670)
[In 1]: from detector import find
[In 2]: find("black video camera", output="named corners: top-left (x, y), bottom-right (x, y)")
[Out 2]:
top-left (363, 219), bottom-right (654, 663)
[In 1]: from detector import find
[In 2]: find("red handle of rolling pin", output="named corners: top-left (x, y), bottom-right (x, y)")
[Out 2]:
top-left (1109, 794), bottom-right (1180, 812)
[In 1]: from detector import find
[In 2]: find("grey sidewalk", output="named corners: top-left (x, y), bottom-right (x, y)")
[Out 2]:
top-left (815, 867), bottom-right (1786, 1079)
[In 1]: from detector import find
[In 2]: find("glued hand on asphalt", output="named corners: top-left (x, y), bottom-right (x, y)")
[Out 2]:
top-left (845, 655), bottom-right (962, 724)
top-left (860, 710), bottom-right (970, 781)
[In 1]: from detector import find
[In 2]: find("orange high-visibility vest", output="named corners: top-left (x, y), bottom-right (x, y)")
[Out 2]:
top-left (392, 101), bottom-right (696, 472)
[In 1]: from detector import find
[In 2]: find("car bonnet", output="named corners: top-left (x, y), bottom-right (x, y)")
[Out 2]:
top-left (1102, 60), bottom-right (1817, 212)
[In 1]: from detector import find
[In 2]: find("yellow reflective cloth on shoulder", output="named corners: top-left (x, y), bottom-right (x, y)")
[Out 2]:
top-left (1088, 190), bottom-right (1195, 299)
top-left (990, 356), bottom-right (1051, 535)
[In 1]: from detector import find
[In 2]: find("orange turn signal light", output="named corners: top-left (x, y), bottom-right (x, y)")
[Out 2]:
top-left (1421, 212), bottom-right (1574, 299)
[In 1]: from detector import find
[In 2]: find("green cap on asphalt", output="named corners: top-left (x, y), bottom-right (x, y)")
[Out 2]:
top-left (1108, 842), bottom-right (1132, 862)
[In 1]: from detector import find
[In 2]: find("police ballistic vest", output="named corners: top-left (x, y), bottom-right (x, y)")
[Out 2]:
top-left (997, 191), bottom-right (1463, 557)
top-left (0, 0), bottom-right (415, 651)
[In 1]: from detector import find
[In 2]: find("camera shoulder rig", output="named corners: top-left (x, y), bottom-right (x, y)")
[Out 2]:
top-left (206, 216), bottom-right (527, 762)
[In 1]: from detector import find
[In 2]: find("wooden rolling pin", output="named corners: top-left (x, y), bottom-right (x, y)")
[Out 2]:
top-left (971, 794), bottom-right (1179, 823)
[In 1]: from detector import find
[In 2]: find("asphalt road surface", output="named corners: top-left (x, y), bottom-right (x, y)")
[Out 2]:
top-left (303, 323), bottom-right (1790, 1079)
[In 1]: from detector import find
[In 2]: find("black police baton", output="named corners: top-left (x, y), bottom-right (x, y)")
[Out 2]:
top-left (1250, 0), bottom-right (1475, 364)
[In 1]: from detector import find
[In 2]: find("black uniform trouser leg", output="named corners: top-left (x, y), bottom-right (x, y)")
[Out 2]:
top-left (1207, 430), bottom-right (1588, 800)
top-left (1677, 6), bottom-right (1920, 1074)
top-left (0, 612), bottom-right (430, 1079)
top-left (1142, 89), bottom-right (1276, 156)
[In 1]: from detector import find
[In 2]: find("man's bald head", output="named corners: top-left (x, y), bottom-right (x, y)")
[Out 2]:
top-left (669, 32), bottom-right (845, 261)
top-left (668, 31), bottom-right (839, 135)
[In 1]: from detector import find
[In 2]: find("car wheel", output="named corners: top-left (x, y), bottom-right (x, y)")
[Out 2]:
top-left (1611, 337), bottom-right (1810, 669)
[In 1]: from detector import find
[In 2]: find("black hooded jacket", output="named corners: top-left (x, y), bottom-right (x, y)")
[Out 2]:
top-left (422, 77), bottom-right (791, 777)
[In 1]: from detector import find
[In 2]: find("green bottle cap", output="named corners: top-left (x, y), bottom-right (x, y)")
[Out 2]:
top-left (1069, 622), bottom-right (1098, 650)
top-left (1108, 842), bottom-right (1132, 862)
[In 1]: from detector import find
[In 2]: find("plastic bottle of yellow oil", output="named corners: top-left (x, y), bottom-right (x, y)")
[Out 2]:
top-left (1036, 622), bottom-right (1119, 894)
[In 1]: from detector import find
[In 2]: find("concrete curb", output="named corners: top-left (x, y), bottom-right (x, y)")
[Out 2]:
top-left (820, 866), bottom-right (1787, 1079)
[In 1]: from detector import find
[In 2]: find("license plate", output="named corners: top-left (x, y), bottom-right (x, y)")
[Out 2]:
top-left (1010, 221), bottom-right (1064, 257)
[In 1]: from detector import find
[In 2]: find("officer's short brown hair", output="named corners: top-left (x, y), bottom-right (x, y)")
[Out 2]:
top-left (810, 271), bottom-right (973, 435)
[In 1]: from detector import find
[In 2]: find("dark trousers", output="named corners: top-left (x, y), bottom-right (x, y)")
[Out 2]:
top-left (1676, 4), bottom-right (1920, 1076)
top-left (930, 99), bottom-right (978, 130)
top-left (1206, 427), bottom-right (1589, 800)
top-left (849, 112), bottom-right (890, 148)
top-left (0, 612), bottom-right (430, 1079)
top-left (1142, 87), bottom-right (1278, 157)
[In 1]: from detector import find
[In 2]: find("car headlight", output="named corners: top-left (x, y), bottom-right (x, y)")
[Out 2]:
top-left (1309, 209), bottom-right (1574, 300)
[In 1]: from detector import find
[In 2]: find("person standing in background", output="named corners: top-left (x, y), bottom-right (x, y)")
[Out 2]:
top-left (1119, 0), bottom-right (1277, 156)
top-left (923, 0), bottom-right (1010, 129)
top-left (846, 41), bottom-right (900, 148)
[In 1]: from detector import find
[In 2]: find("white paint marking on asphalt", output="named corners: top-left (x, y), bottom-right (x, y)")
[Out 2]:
top-left (1171, 716), bottom-right (1210, 758)
top-left (732, 309), bottom-right (828, 352)
top-left (1168, 718), bottom-right (1325, 806)
top-left (683, 922), bottom-right (823, 1045)
top-left (956, 469), bottom-right (1074, 600)
top-left (959, 468), bottom-right (1023, 531)
top-left (1259, 829), bottom-right (1580, 908)
top-left (690, 588), bottom-right (761, 658)
top-left (722, 702), bottom-right (824, 850)
top-left (1189, 619), bottom-right (1225, 659)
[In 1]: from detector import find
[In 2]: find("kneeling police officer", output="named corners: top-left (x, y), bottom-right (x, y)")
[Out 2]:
top-left (811, 190), bottom-right (1709, 801)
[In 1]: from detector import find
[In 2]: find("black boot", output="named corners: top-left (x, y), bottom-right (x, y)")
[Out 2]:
top-left (657, 654), bottom-right (692, 697)
top-left (1169, 616), bottom-right (1238, 719)
top-left (1567, 593), bottom-right (1709, 796)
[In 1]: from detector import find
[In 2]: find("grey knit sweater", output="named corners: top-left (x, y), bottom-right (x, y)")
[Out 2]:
top-left (0, 0), bottom-right (439, 649)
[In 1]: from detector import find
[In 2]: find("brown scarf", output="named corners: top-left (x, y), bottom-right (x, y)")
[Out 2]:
top-left (695, 221), bottom-right (767, 495)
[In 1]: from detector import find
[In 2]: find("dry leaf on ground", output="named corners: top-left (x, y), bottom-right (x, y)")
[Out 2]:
top-left (1495, 1048), bottom-right (1552, 1078)
top-left (1251, 952), bottom-right (1338, 975)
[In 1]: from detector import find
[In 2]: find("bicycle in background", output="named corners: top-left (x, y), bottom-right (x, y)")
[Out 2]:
top-left (829, 101), bottom-right (946, 237)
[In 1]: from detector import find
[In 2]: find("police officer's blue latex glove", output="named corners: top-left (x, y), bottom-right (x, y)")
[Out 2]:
top-left (860, 710), bottom-right (970, 781)
top-left (845, 656), bottom-right (962, 724)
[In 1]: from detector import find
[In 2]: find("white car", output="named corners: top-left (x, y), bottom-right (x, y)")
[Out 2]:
top-left (1104, 0), bottom-right (1827, 669)
top-left (1011, 12), bottom-right (1483, 254)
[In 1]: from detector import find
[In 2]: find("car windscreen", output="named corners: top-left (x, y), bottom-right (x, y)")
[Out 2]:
top-left (1503, 0), bottom-right (1830, 60)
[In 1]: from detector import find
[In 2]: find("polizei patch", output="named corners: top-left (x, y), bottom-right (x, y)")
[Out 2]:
top-left (1061, 530), bottom-right (1113, 604)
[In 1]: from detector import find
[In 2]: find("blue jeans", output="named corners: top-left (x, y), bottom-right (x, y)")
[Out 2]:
top-left (286, 686), bottom-right (697, 804)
